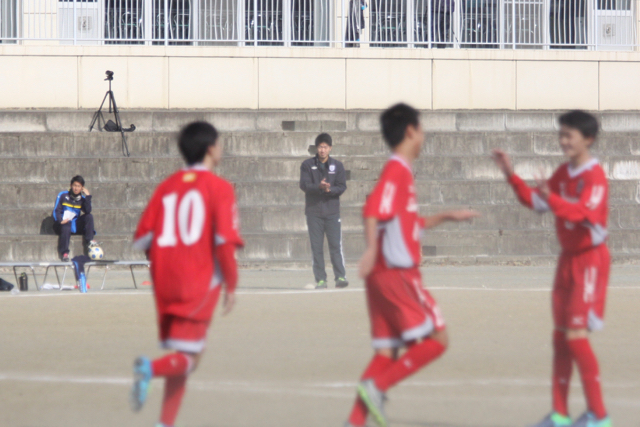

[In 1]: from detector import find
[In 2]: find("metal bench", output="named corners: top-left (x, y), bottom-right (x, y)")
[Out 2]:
top-left (85, 260), bottom-right (150, 290)
top-left (0, 260), bottom-right (149, 291)
top-left (0, 261), bottom-right (74, 291)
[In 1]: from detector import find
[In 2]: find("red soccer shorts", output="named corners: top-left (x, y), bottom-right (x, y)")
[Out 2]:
top-left (158, 287), bottom-right (221, 353)
top-left (553, 244), bottom-right (610, 331)
top-left (366, 268), bottom-right (445, 349)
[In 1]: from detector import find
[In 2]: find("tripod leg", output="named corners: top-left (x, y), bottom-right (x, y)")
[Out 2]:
top-left (89, 92), bottom-right (111, 132)
top-left (109, 91), bottom-right (130, 157)
top-left (121, 131), bottom-right (130, 157)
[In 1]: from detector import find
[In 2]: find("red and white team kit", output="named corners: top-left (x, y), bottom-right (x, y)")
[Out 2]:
top-left (134, 166), bottom-right (244, 352)
top-left (509, 157), bottom-right (610, 330)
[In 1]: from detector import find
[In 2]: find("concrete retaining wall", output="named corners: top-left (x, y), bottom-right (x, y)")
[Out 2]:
top-left (2, 46), bottom-right (640, 110)
top-left (0, 109), bottom-right (638, 265)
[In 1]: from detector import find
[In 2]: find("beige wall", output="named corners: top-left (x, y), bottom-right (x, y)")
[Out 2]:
top-left (1, 45), bottom-right (640, 110)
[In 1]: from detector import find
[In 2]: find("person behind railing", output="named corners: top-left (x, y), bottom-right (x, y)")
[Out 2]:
top-left (550, 0), bottom-right (586, 48)
top-left (52, 175), bottom-right (99, 262)
top-left (431, 0), bottom-right (454, 47)
top-left (346, 0), bottom-right (367, 47)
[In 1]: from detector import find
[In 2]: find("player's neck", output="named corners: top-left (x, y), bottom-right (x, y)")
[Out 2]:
top-left (393, 138), bottom-right (418, 164)
top-left (569, 151), bottom-right (592, 169)
top-left (392, 149), bottom-right (415, 166)
top-left (201, 156), bottom-right (217, 172)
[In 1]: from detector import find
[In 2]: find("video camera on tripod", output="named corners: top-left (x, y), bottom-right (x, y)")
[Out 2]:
top-left (89, 70), bottom-right (136, 157)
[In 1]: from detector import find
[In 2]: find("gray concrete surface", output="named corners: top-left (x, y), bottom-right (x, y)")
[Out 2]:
top-left (3, 109), bottom-right (640, 133)
top-left (0, 111), bottom-right (639, 263)
top-left (0, 265), bottom-right (638, 427)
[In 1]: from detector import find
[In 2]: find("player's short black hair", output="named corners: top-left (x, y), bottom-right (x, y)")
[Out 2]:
top-left (558, 110), bottom-right (599, 139)
top-left (380, 103), bottom-right (420, 148)
top-left (70, 175), bottom-right (85, 187)
top-left (315, 133), bottom-right (332, 147)
top-left (178, 121), bottom-right (219, 165)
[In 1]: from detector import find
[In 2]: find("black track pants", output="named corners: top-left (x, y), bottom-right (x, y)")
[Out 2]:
top-left (306, 214), bottom-right (346, 283)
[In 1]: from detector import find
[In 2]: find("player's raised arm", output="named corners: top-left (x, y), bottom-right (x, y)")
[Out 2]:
top-left (538, 170), bottom-right (607, 224)
top-left (492, 149), bottom-right (550, 213)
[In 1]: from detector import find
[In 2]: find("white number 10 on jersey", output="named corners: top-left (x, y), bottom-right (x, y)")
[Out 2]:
top-left (157, 190), bottom-right (206, 247)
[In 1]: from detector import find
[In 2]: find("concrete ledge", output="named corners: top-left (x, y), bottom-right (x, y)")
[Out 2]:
top-left (4, 110), bottom-right (640, 132)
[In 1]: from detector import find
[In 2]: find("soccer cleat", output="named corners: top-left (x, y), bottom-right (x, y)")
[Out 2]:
top-left (357, 379), bottom-right (387, 427)
top-left (315, 280), bottom-right (327, 289)
top-left (61, 252), bottom-right (70, 262)
top-left (528, 412), bottom-right (573, 427)
top-left (130, 356), bottom-right (152, 412)
top-left (336, 277), bottom-right (349, 288)
top-left (570, 412), bottom-right (611, 427)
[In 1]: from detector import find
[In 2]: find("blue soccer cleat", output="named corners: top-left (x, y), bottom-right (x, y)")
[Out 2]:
top-left (130, 356), bottom-right (152, 412)
top-left (570, 412), bottom-right (612, 427)
top-left (528, 412), bottom-right (573, 427)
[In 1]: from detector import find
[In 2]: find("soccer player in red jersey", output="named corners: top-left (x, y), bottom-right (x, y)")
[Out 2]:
top-left (130, 122), bottom-right (243, 427)
top-left (493, 110), bottom-right (611, 427)
top-left (348, 104), bottom-right (478, 427)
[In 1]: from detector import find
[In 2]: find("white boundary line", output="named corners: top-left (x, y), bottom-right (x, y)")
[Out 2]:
top-left (1, 286), bottom-right (640, 298)
top-left (1, 373), bottom-right (638, 406)
top-left (2, 373), bottom-right (638, 390)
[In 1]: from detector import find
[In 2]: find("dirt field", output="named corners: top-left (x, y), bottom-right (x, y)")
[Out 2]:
top-left (1, 265), bottom-right (639, 427)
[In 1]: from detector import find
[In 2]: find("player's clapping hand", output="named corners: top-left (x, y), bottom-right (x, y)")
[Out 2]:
top-left (222, 292), bottom-right (236, 316)
top-left (358, 248), bottom-right (377, 279)
top-left (320, 179), bottom-right (331, 193)
top-left (491, 149), bottom-right (514, 177)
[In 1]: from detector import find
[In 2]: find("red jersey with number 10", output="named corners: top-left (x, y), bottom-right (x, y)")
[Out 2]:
top-left (363, 156), bottom-right (425, 272)
top-left (133, 166), bottom-right (243, 321)
top-left (509, 158), bottom-right (608, 252)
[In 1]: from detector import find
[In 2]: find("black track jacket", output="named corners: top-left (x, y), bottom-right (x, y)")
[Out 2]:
top-left (299, 155), bottom-right (347, 218)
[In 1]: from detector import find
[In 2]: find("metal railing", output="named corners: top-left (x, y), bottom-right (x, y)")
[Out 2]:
top-left (0, 0), bottom-right (636, 49)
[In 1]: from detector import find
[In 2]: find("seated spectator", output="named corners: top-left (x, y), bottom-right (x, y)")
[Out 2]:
top-left (52, 175), bottom-right (98, 261)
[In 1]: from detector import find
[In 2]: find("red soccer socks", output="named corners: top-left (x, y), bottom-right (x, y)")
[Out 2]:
top-left (374, 339), bottom-right (446, 392)
top-left (552, 330), bottom-right (573, 417)
top-left (152, 352), bottom-right (193, 378)
top-left (348, 354), bottom-right (394, 426)
top-left (150, 353), bottom-right (193, 427)
top-left (567, 337), bottom-right (607, 420)
top-left (160, 375), bottom-right (188, 426)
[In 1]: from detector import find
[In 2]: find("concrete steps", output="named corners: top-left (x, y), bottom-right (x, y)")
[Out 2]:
top-left (1, 109), bottom-right (639, 264)
top-left (6, 200), bottom-right (639, 237)
top-left (2, 180), bottom-right (637, 211)
top-left (0, 228), bottom-right (638, 264)
top-left (2, 130), bottom-right (639, 158)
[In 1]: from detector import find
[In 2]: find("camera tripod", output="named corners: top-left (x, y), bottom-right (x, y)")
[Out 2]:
top-left (89, 71), bottom-right (135, 157)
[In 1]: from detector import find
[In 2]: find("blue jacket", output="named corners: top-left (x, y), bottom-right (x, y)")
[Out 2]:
top-left (52, 191), bottom-right (92, 234)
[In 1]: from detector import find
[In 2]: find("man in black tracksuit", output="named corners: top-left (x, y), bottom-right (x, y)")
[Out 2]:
top-left (299, 133), bottom-right (348, 289)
